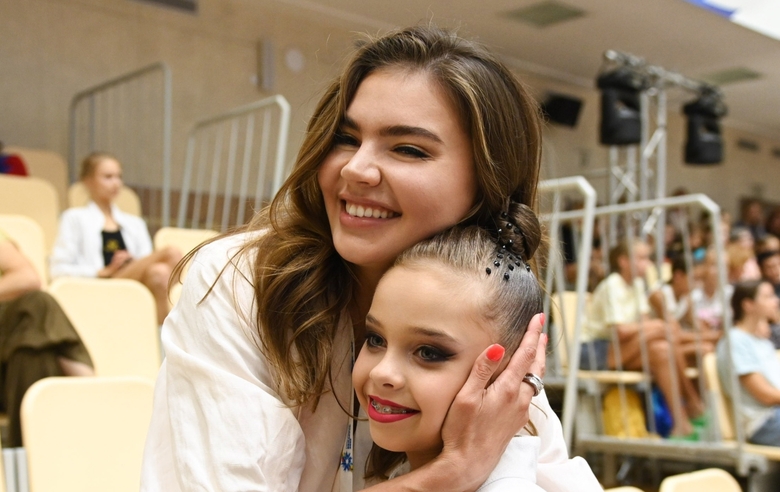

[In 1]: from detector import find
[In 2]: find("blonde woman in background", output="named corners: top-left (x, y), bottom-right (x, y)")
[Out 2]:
top-left (50, 152), bottom-right (182, 324)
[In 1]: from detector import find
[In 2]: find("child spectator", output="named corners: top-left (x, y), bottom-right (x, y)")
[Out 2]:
top-left (716, 280), bottom-right (780, 446)
top-left (50, 152), bottom-right (182, 324)
top-left (580, 240), bottom-right (706, 438)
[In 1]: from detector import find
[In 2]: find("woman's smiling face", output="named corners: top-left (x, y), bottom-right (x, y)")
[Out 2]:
top-left (352, 263), bottom-right (494, 470)
top-left (317, 67), bottom-right (477, 278)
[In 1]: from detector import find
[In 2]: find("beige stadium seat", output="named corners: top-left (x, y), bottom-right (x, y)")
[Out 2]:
top-left (153, 226), bottom-right (217, 255)
top-left (5, 146), bottom-right (69, 211)
top-left (48, 278), bottom-right (161, 380)
top-left (0, 214), bottom-right (48, 283)
top-left (68, 181), bottom-right (142, 216)
top-left (0, 174), bottom-right (59, 252)
top-left (659, 468), bottom-right (740, 492)
top-left (21, 377), bottom-right (154, 492)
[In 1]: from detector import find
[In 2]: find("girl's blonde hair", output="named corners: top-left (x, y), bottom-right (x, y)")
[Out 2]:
top-left (176, 25), bottom-right (543, 409)
top-left (364, 203), bottom-right (544, 479)
top-left (79, 152), bottom-right (119, 180)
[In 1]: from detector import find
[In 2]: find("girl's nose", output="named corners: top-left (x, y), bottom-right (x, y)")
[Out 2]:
top-left (369, 353), bottom-right (405, 389)
top-left (340, 145), bottom-right (381, 187)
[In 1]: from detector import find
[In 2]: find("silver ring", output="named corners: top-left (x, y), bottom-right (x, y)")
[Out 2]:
top-left (522, 373), bottom-right (543, 397)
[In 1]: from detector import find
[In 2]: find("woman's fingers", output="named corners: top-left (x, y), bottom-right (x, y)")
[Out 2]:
top-left (437, 312), bottom-right (547, 489)
top-left (498, 312), bottom-right (545, 385)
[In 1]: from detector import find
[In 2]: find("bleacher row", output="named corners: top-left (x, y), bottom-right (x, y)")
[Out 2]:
top-left (0, 147), bottom-right (216, 492)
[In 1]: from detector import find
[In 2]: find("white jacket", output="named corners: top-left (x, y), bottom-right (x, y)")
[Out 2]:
top-left (141, 233), bottom-right (602, 492)
top-left (49, 201), bottom-right (153, 278)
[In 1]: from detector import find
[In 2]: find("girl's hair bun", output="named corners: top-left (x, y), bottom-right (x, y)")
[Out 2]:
top-left (493, 201), bottom-right (541, 263)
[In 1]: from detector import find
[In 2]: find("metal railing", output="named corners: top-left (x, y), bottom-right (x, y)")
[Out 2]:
top-left (176, 95), bottom-right (290, 231)
top-left (549, 194), bottom-right (776, 481)
top-left (537, 176), bottom-right (596, 448)
top-left (68, 62), bottom-right (172, 227)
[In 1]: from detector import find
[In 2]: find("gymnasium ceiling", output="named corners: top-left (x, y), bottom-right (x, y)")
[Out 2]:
top-left (267, 0), bottom-right (780, 141)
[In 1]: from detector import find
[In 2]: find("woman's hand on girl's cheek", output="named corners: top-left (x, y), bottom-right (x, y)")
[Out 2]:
top-left (436, 313), bottom-right (546, 490)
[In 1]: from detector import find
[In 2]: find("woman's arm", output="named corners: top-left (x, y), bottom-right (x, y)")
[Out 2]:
top-left (0, 239), bottom-right (41, 302)
top-left (361, 315), bottom-right (546, 492)
top-left (141, 236), bottom-right (311, 491)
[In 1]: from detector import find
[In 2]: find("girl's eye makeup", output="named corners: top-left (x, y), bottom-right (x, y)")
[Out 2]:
top-left (393, 145), bottom-right (430, 159)
top-left (365, 332), bottom-right (386, 349)
top-left (415, 345), bottom-right (453, 363)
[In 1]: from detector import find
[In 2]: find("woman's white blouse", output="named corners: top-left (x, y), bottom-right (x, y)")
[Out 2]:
top-left (49, 201), bottom-right (153, 278)
top-left (140, 233), bottom-right (601, 491)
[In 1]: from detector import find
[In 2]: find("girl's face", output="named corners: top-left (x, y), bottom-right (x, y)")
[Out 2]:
top-left (352, 264), bottom-right (494, 470)
top-left (752, 282), bottom-right (780, 321)
top-left (318, 68), bottom-right (477, 277)
top-left (85, 158), bottom-right (123, 204)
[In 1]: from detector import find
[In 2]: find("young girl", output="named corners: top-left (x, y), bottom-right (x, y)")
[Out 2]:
top-left (353, 206), bottom-right (602, 491)
top-left (50, 152), bottom-right (182, 324)
top-left (717, 280), bottom-right (780, 446)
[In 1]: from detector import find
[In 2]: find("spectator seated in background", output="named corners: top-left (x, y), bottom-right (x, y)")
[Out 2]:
top-left (580, 239), bottom-right (706, 438)
top-left (727, 226), bottom-right (761, 283)
top-left (0, 142), bottom-right (28, 176)
top-left (49, 152), bottom-right (182, 325)
top-left (649, 257), bottom-right (720, 358)
top-left (734, 199), bottom-right (767, 243)
top-left (757, 249), bottom-right (780, 348)
top-left (756, 234), bottom-right (780, 256)
top-left (0, 229), bottom-right (93, 447)
top-left (691, 247), bottom-right (733, 333)
top-left (717, 280), bottom-right (780, 447)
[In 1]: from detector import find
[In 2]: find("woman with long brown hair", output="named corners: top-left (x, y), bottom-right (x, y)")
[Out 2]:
top-left (142, 26), bottom-right (574, 491)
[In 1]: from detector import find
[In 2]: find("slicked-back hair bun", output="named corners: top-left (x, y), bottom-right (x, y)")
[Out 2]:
top-left (493, 202), bottom-right (541, 264)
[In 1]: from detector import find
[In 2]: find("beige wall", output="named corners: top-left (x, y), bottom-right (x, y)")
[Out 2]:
top-left (2, 0), bottom-right (778, 219)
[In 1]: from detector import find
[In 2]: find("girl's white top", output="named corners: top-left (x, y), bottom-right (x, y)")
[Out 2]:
top-left (49, 201), bottom-right (153, 278)
top-left (141, 233), bottom-right (602, 491)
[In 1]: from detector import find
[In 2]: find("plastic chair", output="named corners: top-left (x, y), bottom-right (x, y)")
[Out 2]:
top-left (21, 377), bottom-right (154, 492)
top-left (153, 226), bottom-right (217, 256)
top-left (48, 278), bottom-right (161, 380)
top-left (68, 181), bottom-right (142, 216)
top-left (0, 174), bottom-right (59, 252)
top-left (0, 214), bottom-right (48, 283)
top-left (5, 146), bottom-right (69, 211)
top-left (659, 468), bottom-right (740, 492)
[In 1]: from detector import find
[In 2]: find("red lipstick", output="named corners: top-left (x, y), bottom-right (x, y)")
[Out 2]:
top-left (368, 396), bottom-right (419, 424)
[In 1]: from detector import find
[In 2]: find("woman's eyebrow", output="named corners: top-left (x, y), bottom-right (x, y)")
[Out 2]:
top-left (341, 116), bottom-right (443, 144)
top-left (380, 125), bottom-right (443, 144)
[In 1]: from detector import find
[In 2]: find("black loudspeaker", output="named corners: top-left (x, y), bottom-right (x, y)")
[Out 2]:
top-left (684, 114), bottom-right (723, 165)
top-left (683, 92), bottom-right (726, 165)
top-left (542, 94), bottom-right (583, 127)
top-left (597, 69), bottom-right (644, 146)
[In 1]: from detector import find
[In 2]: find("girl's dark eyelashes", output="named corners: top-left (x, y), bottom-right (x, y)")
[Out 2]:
top-left (394, 145), bottom-right (430, 159)
top-left (416, 345), bottom-right (453, 362)
top-left (365, 332), bottom-right (385, 348)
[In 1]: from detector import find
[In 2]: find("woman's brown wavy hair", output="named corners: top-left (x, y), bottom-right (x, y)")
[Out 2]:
top-left (175, 25), bottom-right (543, 409)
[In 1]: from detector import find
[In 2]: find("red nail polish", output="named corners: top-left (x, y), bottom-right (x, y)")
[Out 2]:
top-left (540, 313), bottom-right (546, 327)
top-left (487, 344), bottom-right (505, 362)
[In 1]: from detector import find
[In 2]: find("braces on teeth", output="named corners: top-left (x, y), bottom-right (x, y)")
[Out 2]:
top-left (371, 399), bottom-right (412, 414)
